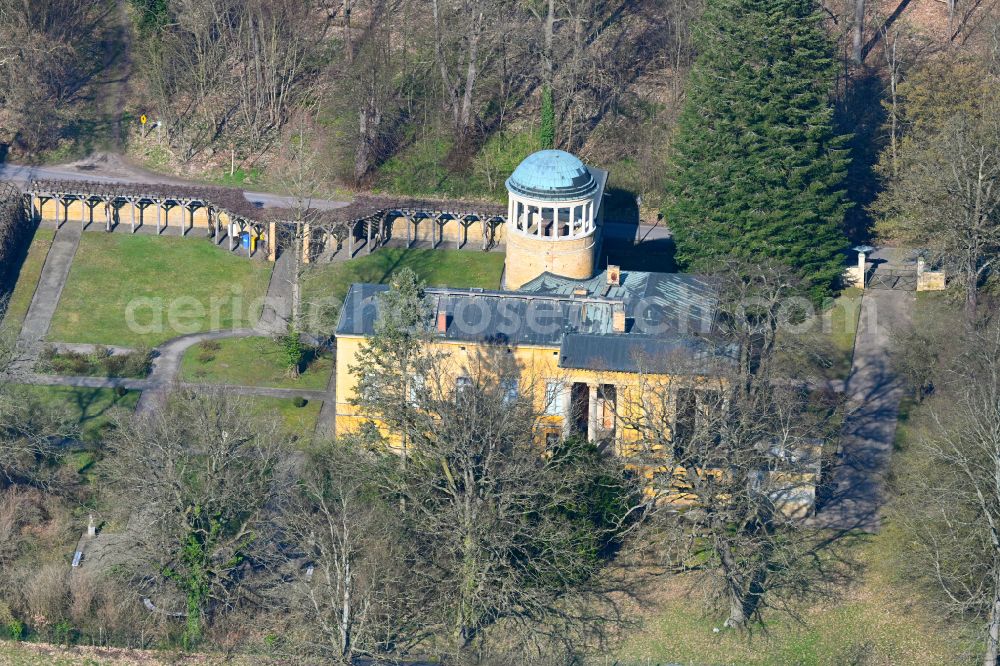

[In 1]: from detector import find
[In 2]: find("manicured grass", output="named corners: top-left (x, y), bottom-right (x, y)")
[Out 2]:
top-left (17, 385), bottom-right (140, 442)
top-left (180, 337), bottom-right (333, 390)
top-left (301, 247), bottom-right (506, 330)
top-left (253, 396), bottom-right (322, 436)
top-left (779, 287), bottom-right (863, 381)
top-left (1, 227), bottom-right (55, 333)
top-left (49, 234), bottom-right (273, 347)
top-left (829, 287), bottom-right (863, 360)
top-left (610, 529), bottom-right (967, 665)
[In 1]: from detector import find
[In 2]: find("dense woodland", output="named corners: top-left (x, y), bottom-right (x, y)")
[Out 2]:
top-left (2, 0), bottom-right (1000, 664)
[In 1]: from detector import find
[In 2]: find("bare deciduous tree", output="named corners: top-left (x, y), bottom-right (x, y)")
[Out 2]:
top-left (624, 262), bottom-right (841, 629)
top-left (874, 110), bottom-right (1000, 321)
top-left (895, 321), bottom-right (1000, 665)
top-left (283, 440), bottom-right (420, 662)
top-left (372, 349), bottom-right (636, 657)
top-left (103, 390), bottom-right (293, 648)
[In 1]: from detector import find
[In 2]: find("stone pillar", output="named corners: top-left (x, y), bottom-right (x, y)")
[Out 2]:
top-left (366, 218), bottom-right (372, 254)
top-left (613, 384), bottom-right (624, 454)
top-left (562, 382), bottom-right (573, 438)
top-left (268, 221), bottom-right (277, 262)
top-left (587, 383), bottom-right (599, 442)
top-left (156, 204), bottom-right (162, 235)
top-left (303, 223), bottom-right (311, 264)
top-left (87, 514), bottom-right (96, 538)
top-left (130, 200), bottom-right (136, 233)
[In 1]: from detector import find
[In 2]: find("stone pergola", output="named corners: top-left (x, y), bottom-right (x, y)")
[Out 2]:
top-left (292, 195), bottom-right (507, 263)
top-left (23, 182), bottom-right (510, 263)
top-left (26, 179), bottom-right (269, 256)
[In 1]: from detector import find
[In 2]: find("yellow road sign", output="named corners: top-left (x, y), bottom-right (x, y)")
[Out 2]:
top-left (140, 114), bottom-right (147, 125)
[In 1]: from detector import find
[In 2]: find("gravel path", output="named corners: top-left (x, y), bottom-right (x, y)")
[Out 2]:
top-left (812, 284), bottom-right (915, 532)
top-left (11, 223), bottom-right (82, 374)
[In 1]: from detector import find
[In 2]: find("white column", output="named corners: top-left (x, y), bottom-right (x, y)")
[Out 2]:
top-left (536, 206), bottom-right (542, 236)
top-left (587, 383), bottom-right (599, 442)
top-left (562, 382), bottom-right (573, 437)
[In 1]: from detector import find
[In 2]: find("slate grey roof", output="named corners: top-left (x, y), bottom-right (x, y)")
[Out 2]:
top-left (520, 270), bottom-right (718, 337)
top-left (335, 270), bottom-right (726, 374)
top-left (559, 333), bottom-right (733, 374)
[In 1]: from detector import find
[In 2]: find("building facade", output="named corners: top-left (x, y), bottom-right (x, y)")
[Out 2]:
top-left (332, 150), bottom-right (821, 516)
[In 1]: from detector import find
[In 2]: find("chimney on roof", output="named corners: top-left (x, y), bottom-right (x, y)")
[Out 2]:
top-left (607, 265), bottom-right (621, 286)
top-left (436, 310), bottom-right (448, 334)
top-left (612, 303), bottom-right (626, 333)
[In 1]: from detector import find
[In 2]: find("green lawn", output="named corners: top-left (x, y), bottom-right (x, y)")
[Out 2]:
top-left (301, 247), bottom-right (506, 331)
top-left (253, 396), bottom-right (322, 437)
top-left (18, 385), bottom-right (140, 442)
top-left (180, 337), bottom-right (333, 390)
top-left (1, 227), bottom-right (55, 333)
top-left (49, 234), bottom-right (273, 347)
top-left (779, 287), bottom-right (863, 381)
top-left (610, 528), bottom-right (967, 665)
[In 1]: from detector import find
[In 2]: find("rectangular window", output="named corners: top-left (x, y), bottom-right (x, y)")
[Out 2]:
top-left (408, 374), bottom-right (425, 405)
top-left (501, 378), bottom-right (519, 405)
top-left (544, 381), bottom-right (564, 416)
top-left (455, 376), bottom-right (472, 401)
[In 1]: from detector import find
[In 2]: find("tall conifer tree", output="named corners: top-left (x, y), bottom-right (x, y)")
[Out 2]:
top-left (664, 0), bottom-right (850, 299)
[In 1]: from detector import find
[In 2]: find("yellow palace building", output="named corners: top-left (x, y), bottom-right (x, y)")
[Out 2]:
top-left (332, 150), bottom-right (820, 514)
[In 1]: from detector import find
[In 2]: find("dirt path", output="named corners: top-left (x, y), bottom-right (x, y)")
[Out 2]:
top-left (113, 0), bottom-right (132, 149)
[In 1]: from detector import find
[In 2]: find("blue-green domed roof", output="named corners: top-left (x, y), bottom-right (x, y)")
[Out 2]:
top-left (506, 150), bottom-right (598, 201)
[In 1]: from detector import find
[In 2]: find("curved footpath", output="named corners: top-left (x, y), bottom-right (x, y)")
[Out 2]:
top-left (7, 244), bottom-right (337, 432)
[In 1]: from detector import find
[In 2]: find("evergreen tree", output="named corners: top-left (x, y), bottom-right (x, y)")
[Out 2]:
top-left (663, 0), bottom-right (850, 300)
top-left (540, 85), bottom-right (555, 149)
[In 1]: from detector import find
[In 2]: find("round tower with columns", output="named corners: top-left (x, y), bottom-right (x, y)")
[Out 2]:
top-left (504, 150), bottom-right (603, 290)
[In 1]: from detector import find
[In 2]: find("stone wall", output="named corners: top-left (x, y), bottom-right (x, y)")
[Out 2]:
top-left (843, 265), bottom-right (864, 289)
top-left (917, 270), bottom-right (946, 292)
top-left (504, 231), bottom-right (596, 289)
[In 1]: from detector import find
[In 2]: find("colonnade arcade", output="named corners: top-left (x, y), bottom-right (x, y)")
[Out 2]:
top-left (552, 380), bottom-right (620, 448)
top-left (26, 179), bottom-right (268, 256)
top-left (300, 195), bottom-right (507, 263)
